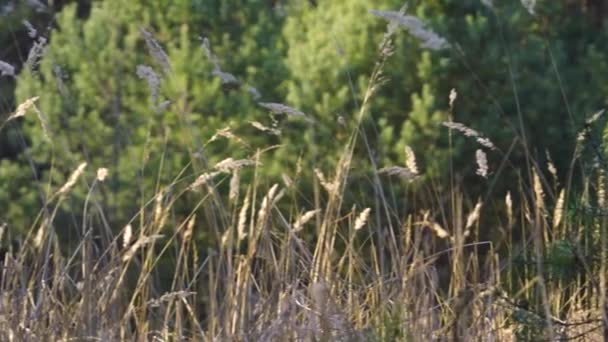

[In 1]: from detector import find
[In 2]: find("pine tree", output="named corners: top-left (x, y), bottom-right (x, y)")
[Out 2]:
top-left (3, 0), bottom-right (287, 230)
top-left (281, 0), bottom-right (608, 194)
top-left (280, 0), bottom-right (450, 194)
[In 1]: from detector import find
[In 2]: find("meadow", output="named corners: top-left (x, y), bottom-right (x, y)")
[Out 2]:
top-left (1, 1), bottom-right (608, 341)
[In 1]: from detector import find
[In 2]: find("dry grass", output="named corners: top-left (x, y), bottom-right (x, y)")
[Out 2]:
top-left (1, 6), bottom-right (607, 342)
top-left (1, 111), bottom-right (607, 341)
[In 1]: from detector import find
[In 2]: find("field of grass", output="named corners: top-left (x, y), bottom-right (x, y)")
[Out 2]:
top-left (1, 7), bottom-right (608, 342)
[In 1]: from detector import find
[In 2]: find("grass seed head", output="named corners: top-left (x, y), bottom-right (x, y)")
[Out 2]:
top-left (532, 170), bottom-right (545, 211)
top-left (23, 20), bottom-right (37, 38)
top-left (214, 158), bottom-right (257, 173)
top-left (370, 10), bottom-right (449, 50)
top-left (7, 96), bottom-right (39, 121)
top-left (293, 209), bottom-right (320, 233)
top-left (25, 36), bottom-right (47, 72)
top-left (443, 122), bottom-right (496, 150)
top-left (553, 189), bottom-right (565, 229)
top-left (123, 224), bottom-right (133, 248)
top-left (506, 191), bottom-right (513, 226)
top-left (32, 105), bottom-right (52, 141)
top-left (476, 149), bottom-right (489, 178)
top-left (379, 166), bottom-right (417, 181)
top-left (257, 184), bottom-right (280, 226)
top-left (136, 64), bottom-right (161, 105)
top-left (237, 194), bottom-right (250, 241)
top-left (189, 171), bottom-right (221, 190)
top-left (465, 200), bottom-right (483, 238)
top-left (250, 121), bottom-right (281, 136)
top-left (354, 208), bottom-right (371, 231)
top-left (405, 146), bottom-right (419, 175)
top-left (449, 88), bottom-right (457, 109)
top-left (0, 60), bottom-right (15, 77)
top-left (229, 169), bottom-right (240, 203)
top-left (259, 102), bottom-right (314, 123)
top-left (96, 168), bottom-right (108, 182)
top-left (140, 28), bottom-right (172, 75)
top-left (57, 162), bottom-right (87, 196)
top-left (314, 168), bottom-right (338, 194)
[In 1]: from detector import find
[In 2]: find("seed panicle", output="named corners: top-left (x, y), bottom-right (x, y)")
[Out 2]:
top-left (370, 10), bottom-right (449, 50)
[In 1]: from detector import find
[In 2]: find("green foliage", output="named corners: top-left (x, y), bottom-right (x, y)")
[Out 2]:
top-left (3, 0), bottom-right (286, 230)
top-left (278, 0), bottom-right (608, 191)
top-left (280, 0), bottom-right (434, 174)
top-left (290, 0), bottom-right (608, 195)
top-left (511, 307), bottom-right (553, 341)
top-left (3, 0), bottom-right (608, 252)
top-left (544, 239), bottom-right (578, 280)
top-left (433, 1), bottom-right (608, 174)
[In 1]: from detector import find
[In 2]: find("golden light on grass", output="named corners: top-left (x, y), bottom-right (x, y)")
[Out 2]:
top-left (442, 121), bottom-right (497, 150)
top-left (354, 208), bottom-right (371, 231)
top-left (405, 145), bottom-right (419, 175)
top-left (249, 121), bottom-right (281, 136)
top-left (599, 171), bottom-right (606, 208)
top-left (449, 88), bottom-right (457, 109)
top-left (32, 219), bottom-right (47, 249)
top-left (237, 193), bottom-right (250, 241)
top-left (546, 150), bottom-right (557, 182)
top-left (314, 168), bottom-right (338, 194)
top-left (553, 189), bottom-right (565, 229)
top-left (214, 157), bottom-right (256, 173)
top-left (220, 229), bottom-right (231, 248)
top-left (57, 162), bottom-right (87, 196)
top-left (32, 105), bottom-right (52, 141)
top-left (417, 210), bottom-right (450, 239)
top-left (464, 200), bottom-right (482, 238)
top-left (430, 222), bottom-right (450, 239)
top-left (506, 191), bottom-right (513, 226)
top-left (123, 224), bottom-right (133, 248)
top-left (189, 171), bottom-right (221, 190)
top-left (96, 168), bottom-right (108, 182)
top-left (207, 127), bottom-right (249, 147)
top-left (122, 234), bottom-right (164, 262)
top-left (256, 184), bottom-right (279, 227)
top-left (183, 214), bottom-right (196, 241)
top-left (229, 169), bottom-right (240, 203)
top-left (6, 96), bottom-right (39, 122)
top-left (293, 209), bottom-right (320, 233)
top-left (532, 169), bottom-right (545, 211)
